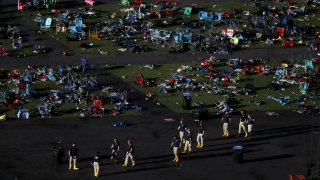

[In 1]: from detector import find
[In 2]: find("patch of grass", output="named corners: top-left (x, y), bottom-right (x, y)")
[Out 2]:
top-left (0, 76), bottom-right (141, 119)
top-left (13, 0), bottom-right (320, 54)
top-left (109, 63), bottom-right (320, 113)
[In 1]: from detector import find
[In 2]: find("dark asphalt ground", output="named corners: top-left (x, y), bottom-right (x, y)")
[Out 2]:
top-left (1, 0), bottom-right (320, 180)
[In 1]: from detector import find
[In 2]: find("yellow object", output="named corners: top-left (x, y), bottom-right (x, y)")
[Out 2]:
top-left (244, 133), bottom-right (248, 138)
top-left (132, 161), bottom-right (135, 166)
top-left (225, 132), bottom-right (229, 137)
top-left (122, 163), bottom-right (128, 167)
top-left (231, 37), bottom-right (239, 45)
top-left (73, 165), bottom-right (79, 170)
top-left (0, 114), bottom-right (6, 121)
top-left (199, 144), bottom-right (203, 148)
top-left (282, 63), bottom-right (288, 68)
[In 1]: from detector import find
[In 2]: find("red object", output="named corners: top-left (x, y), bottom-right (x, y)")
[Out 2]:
top-left (295, 175), bottom-right (305, 180)
top-left (156, 0), bottom-right (177, 5)
top-left (255, 65), bottom-right (264, 74)
top-left (151, 12), bottom-right (161, 18)
top-left (167, 78), bottom-right (176, 84)
top-left (283, 39), bottom-right (294, 47)
top-left (135, 73), bottom-right (146, 86)
top-left (164, 11), bottom-right (173, 17)
top-left (0, 47), bottom-right (8, 57)
top-left (200, 59), bottom-right (216, 71)
top-left (289, 174), bottom-right (294, 180)
top-left (277, 27), bottom-right (285, 37)
top-left (13, 98), bottom-right (22, 106)
top-left (52, 9), bottom-right (61, 14)
top-left (222, 12), bottom-right (230, 18)
top-left (222, 77), bottom-right (230, 81)
top-left (241, 67), bottom-right (248, 75)
top-left (111, 110), bottom-right (119, 116)
top-left (91, 96), bottom-right (103, 115)
top-left (299, 78), bottom-right (308, 83)
top-left (134, 0), bottom-right (142, 10)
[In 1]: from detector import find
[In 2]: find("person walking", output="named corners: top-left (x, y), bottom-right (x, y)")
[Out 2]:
top-left (196, 121), bottom-right (205, 148)
top-left (171, 135), bottom-right (181, 162)
top-left (122, 139), bottom-right (135, 167)
top-left (183, 128), bottom-right (192, 153)
top-left (68, 143), bottom-right (79, 170)
top-left (91, 152), bottom-right (102, 177)
top-left (237, 113), bottom-right (248, 138)
top-left (221, 112), bottom-right (231, 137)
top-left (247, 114), bottom-right (255, 136)
top-left (110, 138), bottom-right (120, 163)
top-left (177, 119), bottom-right (186, 143)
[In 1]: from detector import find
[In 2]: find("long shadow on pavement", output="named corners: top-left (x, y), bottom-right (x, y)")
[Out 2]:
top-left (242, 154), bottom-right (295, 163)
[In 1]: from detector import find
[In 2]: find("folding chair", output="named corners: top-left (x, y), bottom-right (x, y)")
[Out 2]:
top-left (40, 18), bottom-right (52, 30)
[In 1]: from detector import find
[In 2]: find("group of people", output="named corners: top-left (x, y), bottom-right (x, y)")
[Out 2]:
top-left (66, 139), bottom-right (135, 178)
top-left (171, 119), bottom-right (205, 162)
top-left (222, 110), bottom-right (255, 138)
top-left (171, 110), bottom-right (255, 163)
top-left (61, 110), bottom-right (255, 178)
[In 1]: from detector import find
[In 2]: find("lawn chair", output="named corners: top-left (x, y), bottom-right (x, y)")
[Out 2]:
top-left (277, 27), bottom-right (285, 38)
top-left (276, 67), bottom-right (286, 79)
top-left (0, 47), bottom-right (8, 57)
top-left (57, 10), bottom-right (69, 21)
top-left (198, 11), bottom-right (208, 20)
top-left (282, 39), bottom-right (294, 47)
top-left (17, 108), bottom-right (30, 119)
top-left (184, 7), bottom-right (192, 16)
top-left (120, 0), bottom-right (130, 6)
top-left (305, 59), bottom-right (313, 73)
top-left (40, 18), bottom-right (52, 30)
top-left (229, 58), bottom-right (243, 69)
top-left (299, 78), bottom-right (308, 94)
top-left (244, 79), bottom-right (255, 94)
top-left (80, 58), bottom-right (91, 72)
top-left (12, 39), bottom-right (23, 49)
top-left (216, 100), bottom-right (233, 115)
top-left (90, 96), bottom-right (104, 117)
top-left (256, 16), bottom-right (264, 27)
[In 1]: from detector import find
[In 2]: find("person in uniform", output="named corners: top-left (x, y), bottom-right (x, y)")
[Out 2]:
top-left (110, 138), bottom-right (120, 163)
top-left (196, 121), bottom-right (205, 148)
top-left (68, 143), bottom-right (79, 170)
top-left (91, 152), bottom-right (102, 177)
top-left (183, 128), bottom-right (192, 153)
top-left (246, 114), bottom-right (255, 136)
top-left (237, 111), bottom-right (248, 138)
top-left (171, 135), bottom-right (181, 162)
top-left (122, 139), bottom-right (135, 167)
top-left (177, 119), bottom-right (186, 143)
top-left (221, 112), bottom-right (231, 137)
